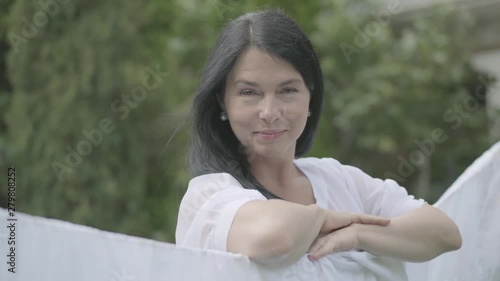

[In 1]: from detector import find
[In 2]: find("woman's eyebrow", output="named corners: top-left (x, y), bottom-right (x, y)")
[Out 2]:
top-left (278, 78), bottom-right (302, 86)
top-left (235, 80), bottom-right (260, 87)
top-left (234, 78), bottom-right (302, 87)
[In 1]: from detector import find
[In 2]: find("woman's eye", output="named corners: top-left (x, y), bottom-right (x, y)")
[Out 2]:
top-left (240, 90), bottom-right (257, 96)
top-left (281, 88), bottom-right (298, 94)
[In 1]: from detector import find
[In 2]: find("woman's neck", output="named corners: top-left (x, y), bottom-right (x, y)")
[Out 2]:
top-left (248, 154), bottom-right (299, 193)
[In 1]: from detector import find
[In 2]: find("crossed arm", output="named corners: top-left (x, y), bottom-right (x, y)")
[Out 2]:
top-left (229, 199), bottom-right (461, 266)
top-left (307, 203), bottom-right (462, 262)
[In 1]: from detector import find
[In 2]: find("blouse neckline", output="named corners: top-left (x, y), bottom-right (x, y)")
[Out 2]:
top-left (294, 158), bottom-right (321, 207)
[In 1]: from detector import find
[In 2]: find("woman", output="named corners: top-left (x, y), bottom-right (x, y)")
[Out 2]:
top-left (175, 9), bottom-right (461, 279)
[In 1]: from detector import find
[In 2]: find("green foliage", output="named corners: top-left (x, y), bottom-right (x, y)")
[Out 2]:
top-left (308, 2), bottom-right (494, 201)
top-left (0, 0), bottom-right (16, 208)
top-left (3, 0), bottom-right (175, 240)
top-left (0, 0), bottom-right (495, 242)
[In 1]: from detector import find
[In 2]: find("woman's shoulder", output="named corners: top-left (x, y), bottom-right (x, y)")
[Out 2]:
top-left (296, 156), bottom-right (373, 176)
top-left (185, 172), bottom-right (248, 196)
top-left (294, 156), bottom-right (344, 170)
top-left (189, 172), bottom-right (236, 186)
top-left (295, 157), bottom-right (349, 182)
top-left (188, 172), bottom-right (240, 187)
top-left (181, 172), bottom-right (266, 210)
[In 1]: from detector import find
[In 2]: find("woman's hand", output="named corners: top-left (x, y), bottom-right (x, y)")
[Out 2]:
top-left (307, 224), bottom-right (361, 261)
top-left (319, 209), bottom-right (390, 235)
top-left (307, 210), bottom-right (391, 262)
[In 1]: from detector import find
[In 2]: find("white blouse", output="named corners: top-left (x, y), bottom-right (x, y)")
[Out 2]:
top-left (175, 157), bottom-right (426, 280)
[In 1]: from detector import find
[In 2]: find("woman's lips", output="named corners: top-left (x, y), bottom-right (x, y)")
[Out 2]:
top-left (256, 130), bottom-right (285, 141)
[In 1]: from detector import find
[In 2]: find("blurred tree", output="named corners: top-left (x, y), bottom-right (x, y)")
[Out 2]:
top-left (309, 0), bottom-right (494, 202)
top-left (0, 0), bottom-right (15, 209)
top-left (4, 0), bottom-right (177, 240)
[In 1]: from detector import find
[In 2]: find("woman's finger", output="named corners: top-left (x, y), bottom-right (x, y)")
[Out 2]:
top-left (321, 211), bottom-right (390, 235)
top-left (308, 236), bottom-right (325, 254)
top-left (309, 225), bottom-right (361, 261)
top-left (352, 214), bottom-right (390, 226)
top-left (312, 238), bottom-right (337, 260)
top-left (308, 233), bottom-right (340, 260)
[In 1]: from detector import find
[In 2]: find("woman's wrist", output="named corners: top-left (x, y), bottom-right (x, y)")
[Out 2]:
top-left (352, 223), bottom-right (367, 251)
top-left (310, 205), bottom-right (329, 234)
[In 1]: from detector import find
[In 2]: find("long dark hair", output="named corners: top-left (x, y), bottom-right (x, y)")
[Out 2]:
top-left (188, 9), bottom-right (324, 199)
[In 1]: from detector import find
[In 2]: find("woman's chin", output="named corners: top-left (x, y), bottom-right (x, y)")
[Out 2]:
top-left (248, 146), bottom-right (290, 160)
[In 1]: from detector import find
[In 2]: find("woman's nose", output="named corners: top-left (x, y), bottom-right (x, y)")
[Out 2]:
top-left (258, 95), bottom-right (282, 123)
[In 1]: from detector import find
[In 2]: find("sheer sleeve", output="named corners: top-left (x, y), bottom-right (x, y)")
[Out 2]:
top-left (175, 173), bottom-right (267, 252)
top-left (339, 162), bottom-right (426, 218)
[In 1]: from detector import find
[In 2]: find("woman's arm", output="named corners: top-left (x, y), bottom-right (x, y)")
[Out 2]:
top-left (228, 199), bottom-right (326, 265)
top-left (355, 204), bottom-right (461, 262)
top-left (308, 204), bottom-right (461, 262)
top-left (231, 200), bottom-right (390, 267)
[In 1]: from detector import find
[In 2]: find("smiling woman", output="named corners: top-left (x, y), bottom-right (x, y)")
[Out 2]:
top-left (221, 46), bottom-right (311, 166)
top-left (176, 9), bottom-right (461, 279)
top-left (185, 9), bottom-right (324, 199)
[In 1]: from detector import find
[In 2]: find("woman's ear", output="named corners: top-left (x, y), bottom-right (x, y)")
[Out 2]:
top-left (216, 92), bottom-right (226, 111)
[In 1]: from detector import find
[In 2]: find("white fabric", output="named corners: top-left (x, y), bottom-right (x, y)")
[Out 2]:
top-left (406, 140), bottom-right (500, 281)
top-left (0, 141), bottom-right (497, 281)
top-left (0, 208), bottom-right (424, 281)
top-left (175, 173), bottom-right (267, 252)
top-left (176, 157), bottom-right (426, 280)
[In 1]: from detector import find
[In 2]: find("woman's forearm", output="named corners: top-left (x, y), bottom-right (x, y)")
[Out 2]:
top-left (356, 204), bottom-right (462, 262)
top-left (279, 203), bottom-right (327, 263)
top-left (251, 201), bottom-right (326, 266)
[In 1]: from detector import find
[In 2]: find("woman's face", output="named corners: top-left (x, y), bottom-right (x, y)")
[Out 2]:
top-left (223, 46), bottom-right (311, 160)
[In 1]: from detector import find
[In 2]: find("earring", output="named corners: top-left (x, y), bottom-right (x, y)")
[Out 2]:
top-left (220, 111), bottom-right (228, 121)
top-left (307, 111), bottom-right (311, 117)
